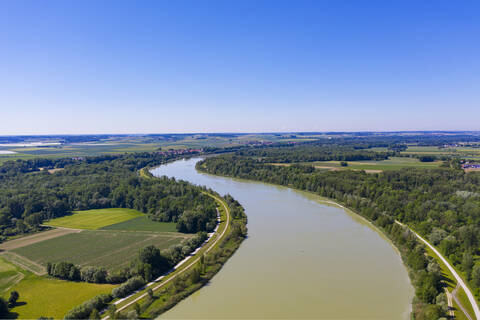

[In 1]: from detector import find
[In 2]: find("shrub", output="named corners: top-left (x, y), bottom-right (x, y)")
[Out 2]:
top-left (64, 294), bottom-right (112, 319)
top-left (80, 266), bottom-right (108, 283)
top-left (111, 276), bottom-right (145, 299)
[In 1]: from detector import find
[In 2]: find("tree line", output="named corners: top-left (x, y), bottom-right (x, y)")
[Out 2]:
top-left (47, 231), bottom-right (208, 284)
top-left (0, 152), bottom-right (217, 240)
top-left (235, 144), bottom-right (394, 163)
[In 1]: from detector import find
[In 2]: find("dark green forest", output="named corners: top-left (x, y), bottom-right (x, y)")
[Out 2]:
top-left (236, 145), bottom-right (394, 162)
top-left (198, 155), bottom-right (480, 319)
top-left (0, 152), bottom-right (216, 240)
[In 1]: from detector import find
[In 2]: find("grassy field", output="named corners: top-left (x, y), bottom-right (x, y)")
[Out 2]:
top-left (101, 216), bottom-right (177, 232)
top-left (13, 230), bottom-right (188, 271)
top-left (44, 208), bottom-right (143, 230)
top-left (6, 272), bottom-right (114, 319)
top-left (271, 157), bottom-right (443, 172)
top-left (402, 146), bottom-right (480, 160)
top-left (0, 256), bottom-right (115, 319)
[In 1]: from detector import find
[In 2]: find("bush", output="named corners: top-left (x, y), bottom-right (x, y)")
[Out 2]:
top-left (0, 298), bottom-right (8, 317)
top-left (64, 294), bottom-right (112, 319)
top-left (80, 266), bottom-right (108, 283)
top-left (8, 291), bottom-right (19, 307)
top-left (111, 276), bottom-right (145, 299)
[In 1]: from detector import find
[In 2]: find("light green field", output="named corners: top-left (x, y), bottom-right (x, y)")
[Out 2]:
top-left (44, 208), bottom-right (143, 230)
top-left (13, 230), bottom-right (188, 271)
top-left (403, 146), bottom-right (480, 158)
top-left (282, 157), bottom-right (443, 171)
top-left (6, 272), bottom-right (114, 319)
top-left (0, 256), bottom-right (115, 319)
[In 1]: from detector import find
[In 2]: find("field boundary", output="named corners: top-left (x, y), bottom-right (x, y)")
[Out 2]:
top-left (0, 228), bottom-right (80, 251)
top-left (1, 252), bottom-right (46, 275)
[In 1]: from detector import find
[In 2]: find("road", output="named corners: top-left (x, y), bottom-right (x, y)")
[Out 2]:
top-left (101, 193), bottom-right (231, 319)
top-left (395, 221), bottom-right (480, 320)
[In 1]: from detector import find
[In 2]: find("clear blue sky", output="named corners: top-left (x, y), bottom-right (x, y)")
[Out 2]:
top-left (1, 0), bottom-right (479, 134)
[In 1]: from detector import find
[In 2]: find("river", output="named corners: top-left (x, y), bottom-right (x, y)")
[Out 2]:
top-left (151, 158), bottom-right (414, 319)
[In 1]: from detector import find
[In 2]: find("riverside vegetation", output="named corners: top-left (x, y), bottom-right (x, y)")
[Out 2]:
top-left (0, 152), bottom-right (247, 318)
top-left (198, 152), bottom-right (480, 320)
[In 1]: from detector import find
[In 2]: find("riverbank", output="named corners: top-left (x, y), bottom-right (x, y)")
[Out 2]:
top-left (153, 157), bottom-right (413, 319)
top-left (195, 159), bottom-right (452, 319)
top-left (102, 168), bottom-right (247, 319)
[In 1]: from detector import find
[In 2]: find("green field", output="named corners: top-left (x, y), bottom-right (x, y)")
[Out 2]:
top-left (402, 146), bottom-right (480, 160)
top-left (274, 157), bottom-right (444, 171)
top-left (13, 230), bottom-right (188, 271)
top-left (101, 216), bottom-right (177, 232)
top-left (6, 273), bottom-right (114, 319)
top-left (44, 208), bottom-right (143, 230)
top-left (0, 256), bottom-right (115, 319)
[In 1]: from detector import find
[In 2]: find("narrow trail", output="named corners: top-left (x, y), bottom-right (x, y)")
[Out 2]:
top-left (101, 193), bottom-right (231, 319)
top-left (445, 288), bottom-right (455, 318)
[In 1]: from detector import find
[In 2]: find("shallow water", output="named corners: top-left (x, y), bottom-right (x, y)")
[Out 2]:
top-left (151, 158), bottom-right (413, 319)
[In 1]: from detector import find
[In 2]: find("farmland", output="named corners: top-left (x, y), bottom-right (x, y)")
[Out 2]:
top-left (0, 256), bottom-right (115, 319)
top-left (44, 208), bottom-right (143, 230)
top-left (0, 201), bottom-right (210, 319)
top-left (7, 272), bottom-right (115, 319)
top-left (402, 146), bottom-right (480, 160)
top-left (101, 216), bottom-right (177, 232)
top-left (12, 230), bottom-right (189, 271)
top-left (271, 157), bottom-right (443, 172)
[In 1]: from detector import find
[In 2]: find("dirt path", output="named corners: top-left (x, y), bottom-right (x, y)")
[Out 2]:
top-left (101, 194), bottom-right (231, 319)
top-left (395, 221), bottom-right (480, 320)
top-left (445, 288), bottom-right (455, 318)
top-left (0, 228), bottom-right (80, 251)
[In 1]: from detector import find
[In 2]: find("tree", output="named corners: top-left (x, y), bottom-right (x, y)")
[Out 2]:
top-left (89, 308), bottom-right (100, 319)
top-left (190, 267), bottom-right (201, 284)
top-left (0, 298), bottom-right (8, 316)
top-left (461, 253), bottom-right (474, 279)
top-left (147, 288), bottom-right (154, 299)
top-left (8, 291), bottom-right (19, 307)
top-left (472, 264), bottom-right (480, 287)
top-left (133, 303), bottom-right (140, 315)
top-left (126, 310), bottom-right (138, 320)
top-left (108, 304), bottom-right (117, 320)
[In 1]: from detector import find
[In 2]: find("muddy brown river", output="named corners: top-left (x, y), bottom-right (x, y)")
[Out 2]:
top-left (151, 158), bottom-right (413, 319)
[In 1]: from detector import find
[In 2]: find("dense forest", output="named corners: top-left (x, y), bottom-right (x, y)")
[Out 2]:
top-left (235, 145), bottom-right (394, 162)
top-left (198, 155), bottom-right (480, 319)
top-left (0, 152), bottom-right (217, 240)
